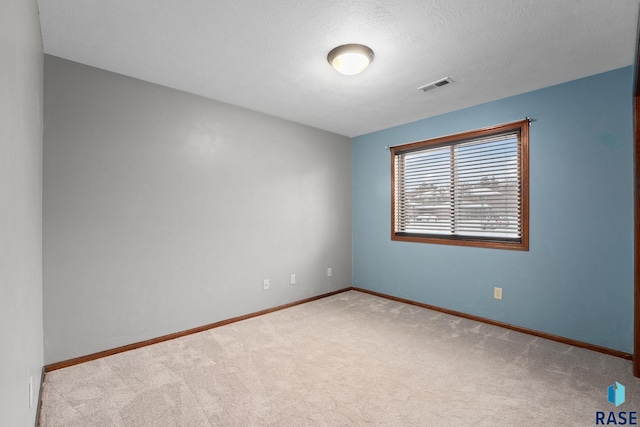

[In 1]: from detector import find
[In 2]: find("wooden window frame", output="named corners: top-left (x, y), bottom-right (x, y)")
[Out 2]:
top-left (391, 119), bottom-right (530, 251)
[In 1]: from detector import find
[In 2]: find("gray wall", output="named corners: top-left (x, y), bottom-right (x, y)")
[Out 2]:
top-left (0, 0), bottom-right (44, 424)
top-left (43, 56), bottom-right (352, 364)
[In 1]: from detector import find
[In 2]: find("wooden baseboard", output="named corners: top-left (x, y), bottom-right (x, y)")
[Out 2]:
top-left (44, 287), bottom-right (352, 372)
top-left (35, 366), bottom-right (45, 427)
top-left (351, 287), bottom-right (632, 360)
top-left (44, 285), bottom-right (631, 373)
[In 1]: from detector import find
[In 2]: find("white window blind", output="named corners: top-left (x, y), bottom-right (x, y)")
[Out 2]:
top-left (393, 121), bottom-right (528, 247)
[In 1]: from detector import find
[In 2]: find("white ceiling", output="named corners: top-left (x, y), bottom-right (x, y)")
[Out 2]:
top-left (37, 0), bottom-right (638, 137)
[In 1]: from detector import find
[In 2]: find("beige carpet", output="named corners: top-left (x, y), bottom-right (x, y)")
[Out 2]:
top-left (40, 290), bottom-right (640, 426)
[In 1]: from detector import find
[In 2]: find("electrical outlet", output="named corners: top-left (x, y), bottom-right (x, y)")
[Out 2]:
top-left (263, 279), bottom-right (270, 290)
top-left (327, 267), bottom-right (332, 277)
top-left (494, 287), bottom-right (503, 300)
top-left (290, 274), bottom-right (296, 285)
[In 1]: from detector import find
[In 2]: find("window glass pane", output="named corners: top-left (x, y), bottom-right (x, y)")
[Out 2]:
top-left (400, 147), bottom-right (451, 235)
top-left (454, 135), bottom-right (520, 238)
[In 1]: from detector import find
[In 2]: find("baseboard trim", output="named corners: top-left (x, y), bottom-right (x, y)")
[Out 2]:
top-left (35, 366), bottom-right (45, 427)
top-left (44, 287), bottom-right (352, 372)
top-left (352, 287), bottom-right (632, 361)
top-left (45, 285), bottom-right (631, 372)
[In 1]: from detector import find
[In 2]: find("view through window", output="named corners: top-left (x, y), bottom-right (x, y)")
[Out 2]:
top-left (391, 119), bottom-right (529, 250)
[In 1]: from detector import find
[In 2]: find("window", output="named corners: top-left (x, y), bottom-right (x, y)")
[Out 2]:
top-left (391, 119), bottom-right (529, 250)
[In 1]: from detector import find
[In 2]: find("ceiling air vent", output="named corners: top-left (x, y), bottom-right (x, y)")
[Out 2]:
top-left (418, 77), bottom-right (453, 92)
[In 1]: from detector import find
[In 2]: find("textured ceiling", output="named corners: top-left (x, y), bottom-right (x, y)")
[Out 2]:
top-left (37, 0), bottom-right (638, 137)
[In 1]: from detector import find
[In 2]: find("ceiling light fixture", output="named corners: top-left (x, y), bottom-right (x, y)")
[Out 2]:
top-left (327, 44), bottom-right (374, 76)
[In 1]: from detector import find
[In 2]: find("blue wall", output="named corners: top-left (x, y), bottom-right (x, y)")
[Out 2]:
top-left (353, 67), bottom-right (634, 353)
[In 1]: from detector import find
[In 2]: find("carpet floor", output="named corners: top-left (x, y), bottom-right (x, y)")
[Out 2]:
top-left (40, 290), bottom-right (640, 426)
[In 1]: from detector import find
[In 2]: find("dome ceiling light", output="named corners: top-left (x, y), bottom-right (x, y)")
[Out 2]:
top-left (327, 44), bottom-right (374, 76)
